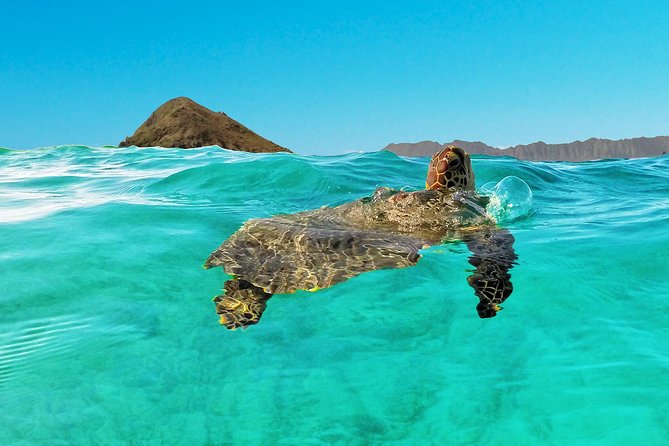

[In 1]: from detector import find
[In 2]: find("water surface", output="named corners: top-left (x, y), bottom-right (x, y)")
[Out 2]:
top-left (1, 146), bottom-right (668, 445)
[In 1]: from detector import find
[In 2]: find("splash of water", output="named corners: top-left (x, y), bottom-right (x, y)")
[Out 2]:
top-left (482, 176), bottom-right (533, 222)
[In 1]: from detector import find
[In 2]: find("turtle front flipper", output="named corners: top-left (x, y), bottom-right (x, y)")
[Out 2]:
top-left (213, 279), bottom-right (272, 329)
top-left (463, 228), bottom-right (517, 318)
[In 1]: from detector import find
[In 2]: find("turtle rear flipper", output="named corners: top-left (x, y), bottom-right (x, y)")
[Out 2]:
top-left (214, 279), bottom-right (272, 329)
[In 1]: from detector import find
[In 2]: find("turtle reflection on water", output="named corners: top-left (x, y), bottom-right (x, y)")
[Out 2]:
top-left (204, 146), bottom-right (517, 329)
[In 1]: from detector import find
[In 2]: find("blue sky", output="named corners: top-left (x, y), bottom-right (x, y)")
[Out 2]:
top-left (1, 0), bottom-right (668, 154)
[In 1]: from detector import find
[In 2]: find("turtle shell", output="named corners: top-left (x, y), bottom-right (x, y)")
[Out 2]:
top-left (204, 214), bottom-right (425, 294)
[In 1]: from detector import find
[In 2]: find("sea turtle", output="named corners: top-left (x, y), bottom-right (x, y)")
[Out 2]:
top-left (204, 146), bottom-right (517, 329)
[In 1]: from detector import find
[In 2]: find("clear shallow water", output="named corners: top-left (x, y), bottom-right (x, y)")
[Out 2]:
top-left (1, 145), bottom-right (668, 445)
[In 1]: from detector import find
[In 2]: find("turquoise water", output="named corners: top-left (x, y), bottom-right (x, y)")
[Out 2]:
top-left (1, 145), bottom-right (668, 445)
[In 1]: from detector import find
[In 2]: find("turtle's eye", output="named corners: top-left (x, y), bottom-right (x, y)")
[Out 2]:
top-left (449, 157), bottom-right (461, 168)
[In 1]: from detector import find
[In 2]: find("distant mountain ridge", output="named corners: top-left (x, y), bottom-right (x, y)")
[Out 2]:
top-left (120, 97), bottom-right (290, 153)
top-left (383, 137), bottom-right (669, 161)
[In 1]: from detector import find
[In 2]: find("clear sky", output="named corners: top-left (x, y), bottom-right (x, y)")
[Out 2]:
top-left (1, 0), bottom-right (668, 154)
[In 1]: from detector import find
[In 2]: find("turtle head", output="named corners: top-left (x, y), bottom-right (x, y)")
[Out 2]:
top-left (425, 146), bottom-right (474, 191)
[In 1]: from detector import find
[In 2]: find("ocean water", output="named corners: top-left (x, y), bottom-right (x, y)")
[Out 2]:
top-left (1, 145), bottom-right (668, 445)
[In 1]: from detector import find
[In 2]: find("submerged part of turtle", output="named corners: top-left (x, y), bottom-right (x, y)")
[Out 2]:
top-left (205, 146), bottom-right (518, 329)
